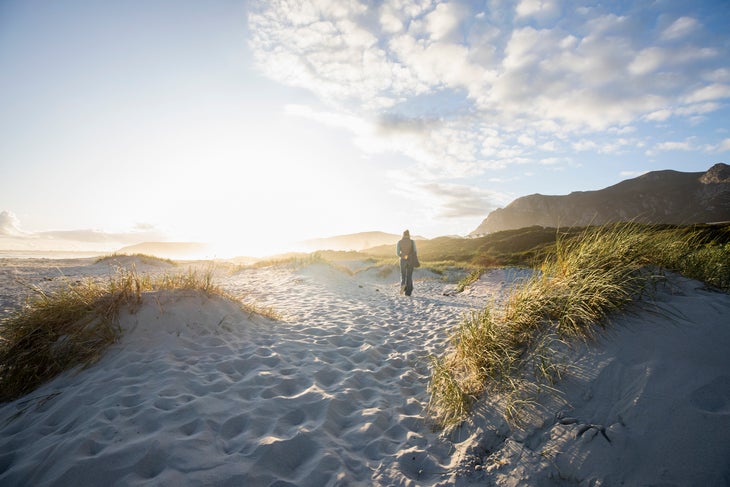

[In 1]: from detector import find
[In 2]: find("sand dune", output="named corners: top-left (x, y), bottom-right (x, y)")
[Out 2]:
top-left (1, 258), bottom-right (729, 486)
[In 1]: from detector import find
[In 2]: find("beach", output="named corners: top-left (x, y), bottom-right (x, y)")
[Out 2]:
top-left (1, 256), bottom-right (729, 486)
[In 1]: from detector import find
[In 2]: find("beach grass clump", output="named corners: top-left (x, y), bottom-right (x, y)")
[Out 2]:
top-left (647, 227), bottom-right (730, 291)
top-left (0, 280), bottom-right (125, 402)
top-left (0, 268), bottom-right (234, 402)
top-left (455, 268), bottom-right (485, 293)
top-left (427, 356), bottom-right (474, 427)
top-left (427, 223), bottom-right (659, 427)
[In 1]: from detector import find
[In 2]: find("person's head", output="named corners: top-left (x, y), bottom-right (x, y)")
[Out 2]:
top-left (403, 229), bottom-right (410, 238)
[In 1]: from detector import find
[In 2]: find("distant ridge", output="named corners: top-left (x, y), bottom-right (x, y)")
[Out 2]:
top-left (471, 163), bottom-right (730, 235)
top-left (297, 231), bottom-right (424, 252)
top-left (115, 242), bottom-right (211, 260)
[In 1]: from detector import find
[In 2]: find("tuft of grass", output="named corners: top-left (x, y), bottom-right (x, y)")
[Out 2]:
top-left (0, 267), bottom-right (253, 402)
top-left (427, 223), bottom-right (728, 428)
top-left (426, 355), bottom-right (474, 427)
top-left (237, 299), bottom-right (283, 321)
top-left (455, 268), bottom-right (485, 293)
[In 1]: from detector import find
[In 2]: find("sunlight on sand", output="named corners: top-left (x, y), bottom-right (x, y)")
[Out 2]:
top-left (1, 257), bottom-right (729, 486)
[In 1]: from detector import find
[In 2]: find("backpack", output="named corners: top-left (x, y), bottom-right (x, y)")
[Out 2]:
top-left (400, 238), bottom-right (413, 258)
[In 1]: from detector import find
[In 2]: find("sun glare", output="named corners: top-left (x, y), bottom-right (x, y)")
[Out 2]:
top-left (209, 237), bottom-right (294, 259)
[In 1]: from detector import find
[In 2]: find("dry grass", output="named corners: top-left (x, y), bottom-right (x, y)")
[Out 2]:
top-left (455, 268), bottom-right (485, 293)
top-left (0, 267), bottom-right (269, 402)
top-left (95, 253), bottom-right (177, 266)
top-left (248, 252), bottom-right (328, 269)
top-left (427, 223), bottom-right (729, 428)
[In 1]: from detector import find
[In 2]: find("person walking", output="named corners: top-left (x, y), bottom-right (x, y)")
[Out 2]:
top-left (396, 230), bottom-right (417, 296)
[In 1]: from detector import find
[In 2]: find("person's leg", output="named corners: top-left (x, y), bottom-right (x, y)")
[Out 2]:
top-left (400, 258), bottom-right (407, 293)
top-left (405, 262), bottom-right (414, 296)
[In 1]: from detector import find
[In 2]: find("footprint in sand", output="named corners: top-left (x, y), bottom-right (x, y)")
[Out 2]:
top-left (689, 376), bottom-right (730, 414)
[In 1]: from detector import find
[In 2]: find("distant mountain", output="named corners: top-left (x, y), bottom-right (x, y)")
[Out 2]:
top-left (297, 231), bottom-right (424, 252)
top-left (115, 242), bottom-right (212, 260)
top-left (471, 163), bottom-right (730, 235)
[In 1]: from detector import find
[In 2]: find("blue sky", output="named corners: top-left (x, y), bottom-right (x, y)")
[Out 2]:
top-left (1, 0), bottom-right (729, 256)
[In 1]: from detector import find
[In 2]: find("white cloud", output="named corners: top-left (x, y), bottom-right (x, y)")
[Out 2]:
top-left (388, 33), bottom-right (485, 95)
top-left (250, 1), bottom-right (728, 131)
top-left (683, 84), bottom-right (730, 104)
top-left (609, 126), bottom-right (636, 135)
top-left (515, 0), bottom-right (560, 20)
top-left (716, 138), bottom-right (730, 153)
top-left (249, 1), bottom-right (405, 110)
top-left (675, 102), bottom-right (720, 116)
top-left (538, 156), bottom-right (562, 165)
top-left (572, 139), bottom-right (598, 151)
top-left (424, 2), bottom-right (463, 41)
top-left (248, 0), bottom-right (730, 213)
top-left (518, 134), bottom-right (536, 146)
top-left (0, 211), bottom-right (26, 236)
top-left (629, 47), bottom-right (667, 76)
top-left (418, 182), bottom-right (503, 218)
top-left (379, 5), bottom-right (404, 33)
top-left (645, 109), bottom-right (672, 122)
top-left (539, 140), bottom-right (557, 152)
top-left (654, 140), bottom-right (694, 152)
top-left (645, 101), bottom-right (720, 123)
top-left (0, 211), bottom-right (167, 252)
top-left (661, 16), bottom-right (699, 41)
top-left (704, 68), bottom-right (730, 83)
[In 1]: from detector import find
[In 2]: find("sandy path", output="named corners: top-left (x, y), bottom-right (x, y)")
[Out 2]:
top-left (214, 263), bottom-right (525, 485)
top-left (0, 259), bottom-right (526, 486)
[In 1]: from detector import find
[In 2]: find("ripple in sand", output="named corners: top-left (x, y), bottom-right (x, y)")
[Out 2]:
top-left (251, 431), bottom-right (321, 479)
top-left (690, 375), bottom-right (730, 414)
top-left (220, 414), bottom-right (249, 440)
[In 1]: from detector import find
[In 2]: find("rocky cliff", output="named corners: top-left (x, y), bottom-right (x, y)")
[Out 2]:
top-left (470, 163), bottom-right (730, 235)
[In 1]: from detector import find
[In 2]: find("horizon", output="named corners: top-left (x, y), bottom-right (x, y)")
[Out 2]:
top-left (1, 0), bottom-right (729, 257)
top-left (0, 228), bottom-right (423, 260)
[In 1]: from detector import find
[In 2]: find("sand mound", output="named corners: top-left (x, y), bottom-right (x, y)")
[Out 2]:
top-left (450, 275), bottom-right (730, 486)
top-left (93, 254), bottom-right (176, 272)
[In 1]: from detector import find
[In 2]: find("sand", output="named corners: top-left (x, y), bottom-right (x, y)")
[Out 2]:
top-left (1, 256), bottom-right (729, 486)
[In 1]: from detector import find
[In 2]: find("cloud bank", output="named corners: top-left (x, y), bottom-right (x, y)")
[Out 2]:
top-left (0, 211), bottom-right (166, 253)
top-left (248, 0), bottom-right (729, 189)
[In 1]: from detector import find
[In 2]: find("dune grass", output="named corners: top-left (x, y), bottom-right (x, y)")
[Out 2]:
top-left (95, 253), bottom-right (177, 266)
top-left (0, 268), bottom-right (252, 402)
top-left (455, 268), bottom-right (486, 293)
top-left (646, 227), bottom-right (730, 291)
top-left (248, 251), bottom-right (328, 269)
top-left (427, 223), bottom-right (730, 428)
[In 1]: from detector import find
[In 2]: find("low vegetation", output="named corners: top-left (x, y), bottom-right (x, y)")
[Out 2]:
top-left (427, 223), bottom-right (730, 428)
top-left (247, 251), bottom-right (329, 269)
top-left (364, 226), bottom-right (587, 267)
top-left (455, 268), bottom-right (485, 293)
top-left (95, 253), bottom-right (177, 266)
top-left (0, 268), bottom-right (269, 402)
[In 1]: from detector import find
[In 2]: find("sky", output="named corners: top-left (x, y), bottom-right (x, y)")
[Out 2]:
top-left (1, 0), bottom-right (729, 257)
